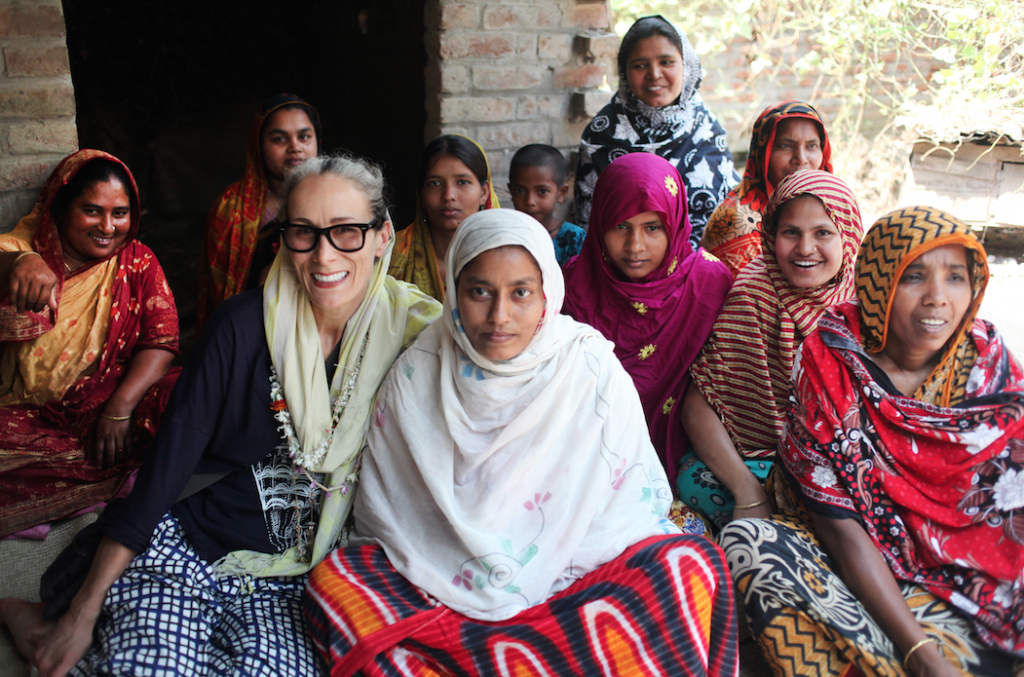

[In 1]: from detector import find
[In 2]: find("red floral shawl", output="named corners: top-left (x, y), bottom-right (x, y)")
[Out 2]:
top-left (783, 209), bottom-right (1024, 652)
top-left (702, 101), bottom-right (833, 278)
top-left (784, 302), bottom-right (1024, 653)
top-left (0, 150), bottom-right (180, 537)
top-left (196, 93), bottom-right (321, 332)
top-left (562, 153), bottom-right (732, 480)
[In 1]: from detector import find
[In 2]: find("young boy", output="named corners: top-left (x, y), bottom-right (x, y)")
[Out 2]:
top-left (508, 144), bottom-right (586, 265)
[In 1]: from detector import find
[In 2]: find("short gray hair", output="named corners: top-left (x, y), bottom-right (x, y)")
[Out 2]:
top-left (284, 152), bottom-right (390, 225)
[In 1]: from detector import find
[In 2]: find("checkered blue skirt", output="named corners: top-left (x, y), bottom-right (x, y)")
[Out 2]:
top-left (71, 512), bottom-right (321, 676)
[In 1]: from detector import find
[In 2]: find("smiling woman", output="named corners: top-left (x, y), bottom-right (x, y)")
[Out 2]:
top-left (574, 15), bottom-right (738, 245)
top-left (721, 207), bottom-right (1024, 676)
top-left (0, 151), bottom-right (441, 677)
top-left (702, 101), bottom-right (833, 278)
top-left (679, 169), bottom-right (863, 530)
top-left (0, 150), bottom-right (180, 539)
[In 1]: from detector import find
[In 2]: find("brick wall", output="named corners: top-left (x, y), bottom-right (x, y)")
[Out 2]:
top-left (0, 0), bottom-right (77, 232)
top-left (699, 33), bottom-right (941, 154)
top-left (424, 0), bottom-right (619, 203)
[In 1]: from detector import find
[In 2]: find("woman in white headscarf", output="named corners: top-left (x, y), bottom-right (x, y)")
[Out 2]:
top-left (304, 208), bottom-right (738, 677)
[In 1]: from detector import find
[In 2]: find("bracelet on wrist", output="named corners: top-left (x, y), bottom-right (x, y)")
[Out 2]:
top-left (98, 412), bottom-right (132, 422)
top-left (903, 638), bottom-right (935, 669)
top-left (734, 498), bottom-right (768, 510)
top-left (12, 251), bottom-right (42, 267)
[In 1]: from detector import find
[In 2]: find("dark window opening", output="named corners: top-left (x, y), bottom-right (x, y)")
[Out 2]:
top-left (63, 0), bottom-right (427, 353)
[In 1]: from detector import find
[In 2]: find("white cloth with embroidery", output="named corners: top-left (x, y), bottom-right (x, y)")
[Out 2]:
top-left (352, 209), bottom-right (678, 621)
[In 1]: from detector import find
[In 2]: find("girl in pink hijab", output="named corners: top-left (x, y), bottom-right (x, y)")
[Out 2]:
top-left (563, 153), bottom-right (732, 491)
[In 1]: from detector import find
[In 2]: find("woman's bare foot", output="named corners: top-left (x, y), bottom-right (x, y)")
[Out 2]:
top-left (0, 598), bottom-right (53, 660)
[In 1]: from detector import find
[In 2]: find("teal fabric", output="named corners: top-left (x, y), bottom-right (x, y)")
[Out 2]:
top-left (676, 448), bottom-right (772, 531)
top-left (552, 221), bottom-right (586, 265)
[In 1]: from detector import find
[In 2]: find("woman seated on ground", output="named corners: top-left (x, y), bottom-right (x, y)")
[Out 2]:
top-left (388, 134), bottom-right (498, 300)
top-left (702, 101), bottom-right (833, 278)
top-left (562, 153), bottom-right (732, 516)
top-left (574, 15), bottom-right (738, 246)
top-left (678, 169), bottom-right (862, 530)
top-left (720, 207), bottom-right (1023, 676)
top-left (0, 153), bottom-right (440, 677)
top-left (197, 93), bottom-right (321, 331)
top-left (0, 149), bottom-right (179, 539)
top-left (305, 208), bottom-right (738, 676)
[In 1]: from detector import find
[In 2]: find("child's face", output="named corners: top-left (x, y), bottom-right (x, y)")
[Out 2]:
top-left (508, 165), bottom-right (568, 233)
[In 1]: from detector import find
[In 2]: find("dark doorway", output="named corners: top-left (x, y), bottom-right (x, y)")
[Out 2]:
top-left (62, 0), bottom-right (427, 354)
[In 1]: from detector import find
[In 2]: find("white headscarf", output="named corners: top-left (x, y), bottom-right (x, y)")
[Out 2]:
top-left (352, 209), bottom-right (677, 621)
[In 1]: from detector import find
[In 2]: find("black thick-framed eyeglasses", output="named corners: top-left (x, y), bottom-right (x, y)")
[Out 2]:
top-left (279, 220), bottom-right (380, 253)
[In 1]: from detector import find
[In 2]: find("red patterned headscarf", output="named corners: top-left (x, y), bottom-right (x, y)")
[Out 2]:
top-left (703, 101), bottom-right (833, 277)
top-left (562, 153), bottom-right (733, 479)
top-left (196, 93), bottom-right (321, 332)
top-left (0, 149), bottom-right (141, 342)
top-left (690, 169), bottom-right (862, 459)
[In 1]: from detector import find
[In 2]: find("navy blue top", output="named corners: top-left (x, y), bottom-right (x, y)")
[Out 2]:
top-left (101, 289), bottom-right (322, 563)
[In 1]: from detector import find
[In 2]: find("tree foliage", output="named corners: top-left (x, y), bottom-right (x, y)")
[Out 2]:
top-left (612, 0), bottom-right (1024, 144)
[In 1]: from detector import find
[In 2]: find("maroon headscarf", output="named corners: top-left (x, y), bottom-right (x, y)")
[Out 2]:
top-left (563, 153), bottom-right (732, 480)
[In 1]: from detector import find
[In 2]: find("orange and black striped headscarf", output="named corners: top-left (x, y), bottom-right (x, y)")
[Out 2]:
top-left (856, 206), bottom-right (989, 406)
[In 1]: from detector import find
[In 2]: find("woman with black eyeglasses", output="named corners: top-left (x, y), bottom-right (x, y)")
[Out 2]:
top-left (1, 152), bottom-right (441, 677)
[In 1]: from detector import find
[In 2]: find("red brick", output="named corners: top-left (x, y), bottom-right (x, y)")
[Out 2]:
top-left (473, 65), bottom-right (545, 91)
top-left (516, 35), bottom-right (537, 58)
top-left (476, 122), bottom-right (550, 150)
top-left (0, 155), bottom-right (58, 192)
top-left (440, 65), bottom-right (471, 93)
top-left (552, 119), bottom-right (590, 147)
top-left (538, 34), bottom-right (571, 61)
top-left (553, 63), bottom-right (605, 89)
top-left (8, 118), bottom-right (78, 154)
top-left (517, 95), bottom-right (566, 120)
top-left (3, 45), bottom-right (70, 77)
top-left (0, 82), bottom-right (76, 118)
top-left (439, 33), bottom-right (515, 60)
top-left (439, 96), bottom-right (517, 124)
top-left (567, 4), bottom-right (609, 30)
top-left (0, 5), bottom-right (66, 39)
top-left (482, 5), bottom-right (559, 31)
top-left (439, 4), bottom-right (479, 30)
top-left (589, 32), bottom-right (620, 58)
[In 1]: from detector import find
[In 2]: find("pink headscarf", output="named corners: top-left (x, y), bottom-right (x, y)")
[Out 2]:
top-left (562, 153), bottom-right (733, 480)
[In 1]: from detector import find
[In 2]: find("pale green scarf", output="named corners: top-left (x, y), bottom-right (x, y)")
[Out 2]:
top-left (215, 221), bottom-right (440, 577)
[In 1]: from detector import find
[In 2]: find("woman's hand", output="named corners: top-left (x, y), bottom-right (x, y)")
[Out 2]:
top-left (91, 348), bottom-right (175, 469)
top-left (32, 600), bottom-right (101, 677)
top-left (906, 642), bottom-right (963, 677)
top-left (93, 412), bottom-right (132, 469)
top-left (7, 252), bottom-right (58, 314)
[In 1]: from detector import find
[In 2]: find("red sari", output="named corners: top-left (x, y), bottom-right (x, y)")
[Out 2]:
top-left (0, 150), bottom-right (180, 538)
